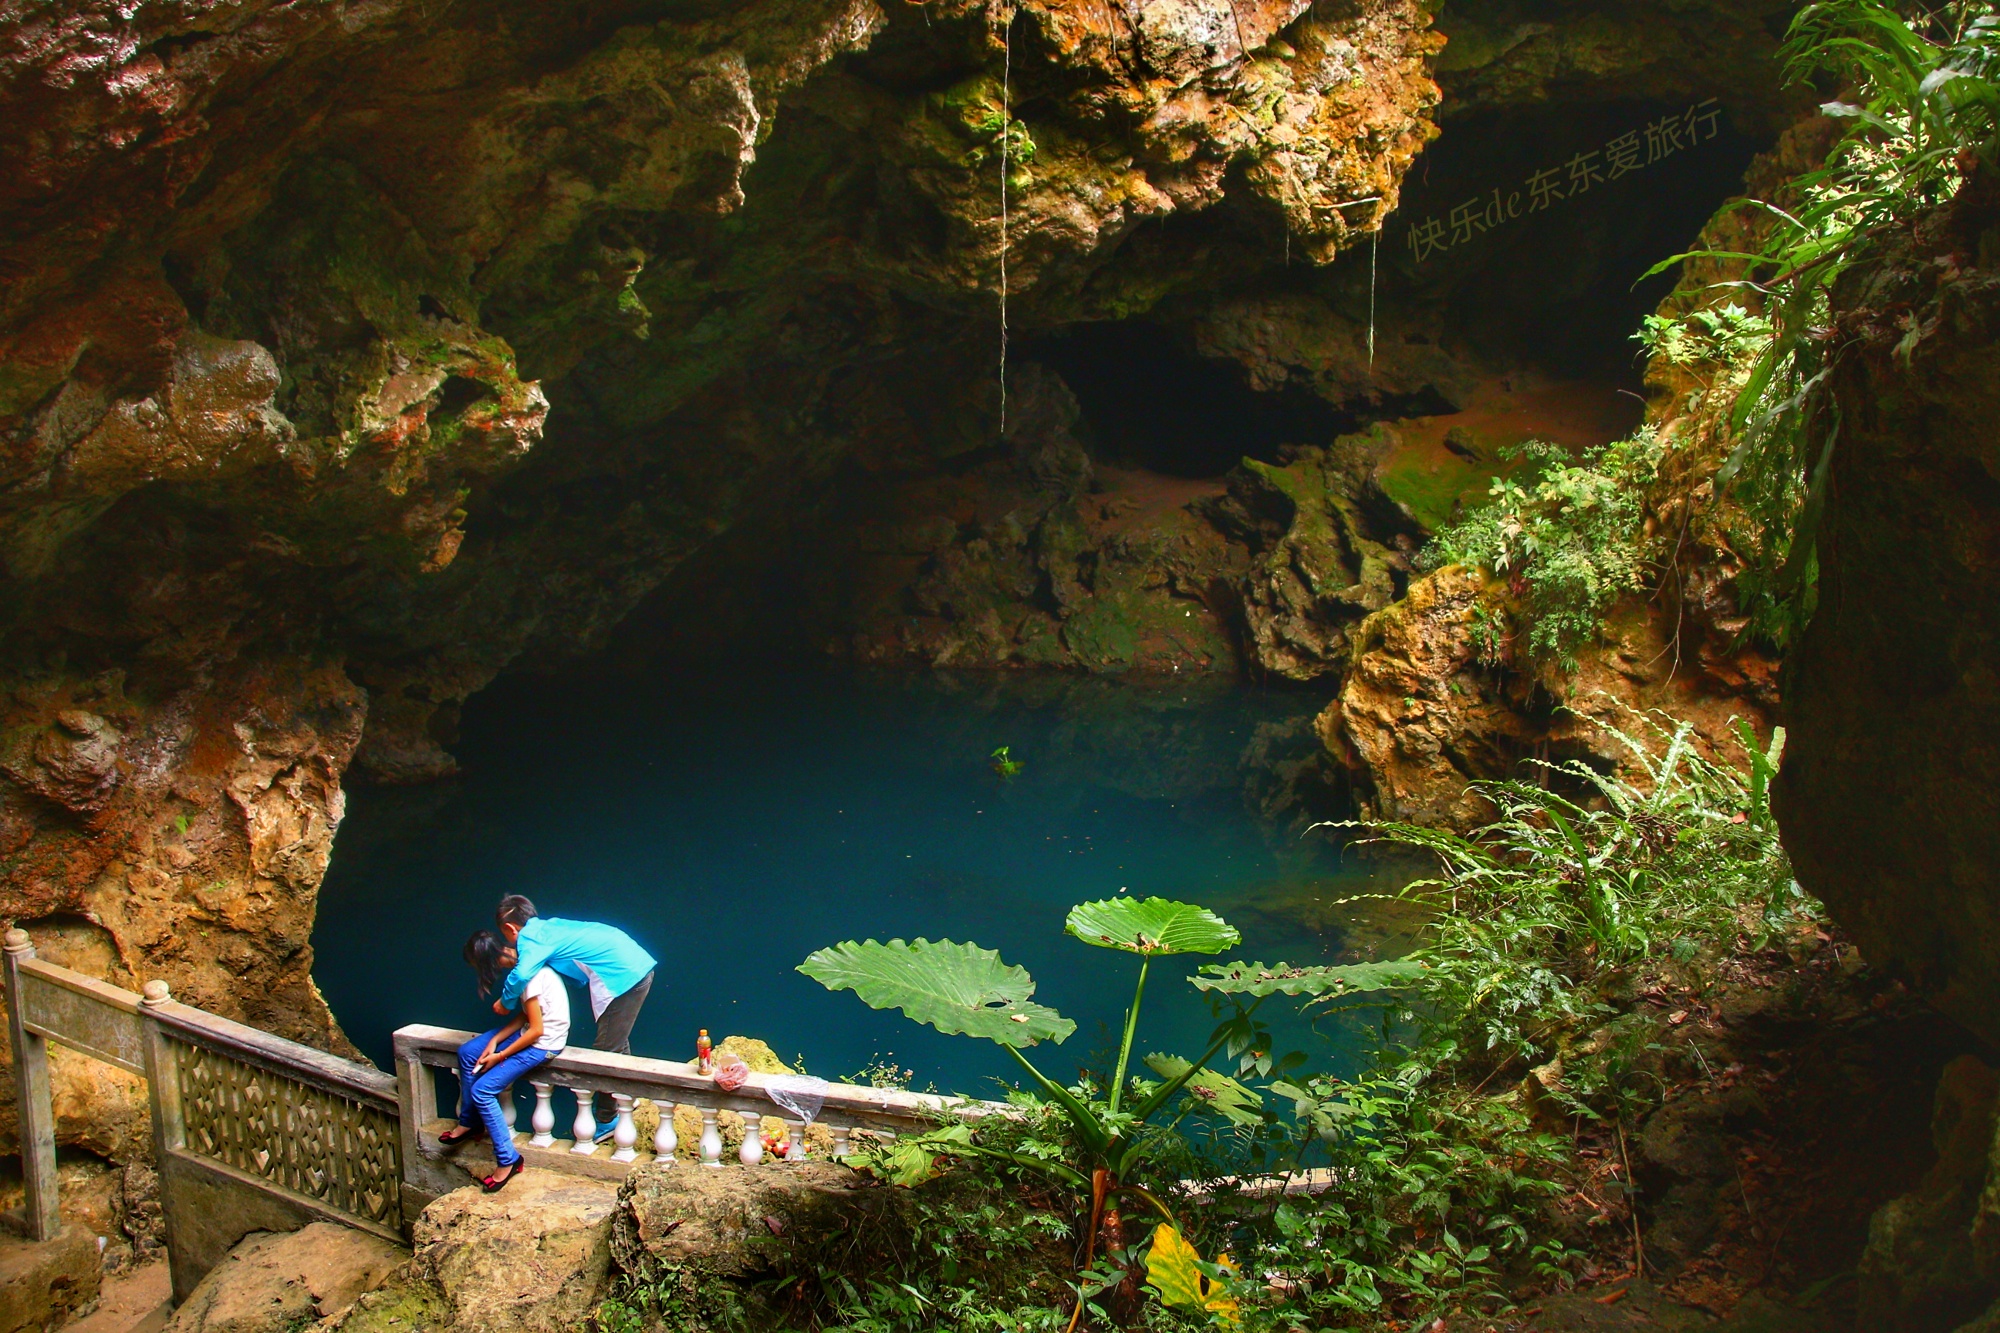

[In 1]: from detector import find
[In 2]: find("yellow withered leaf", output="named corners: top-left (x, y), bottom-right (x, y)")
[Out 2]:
top-left (1144, 1224), bottom-right (1240, 1327)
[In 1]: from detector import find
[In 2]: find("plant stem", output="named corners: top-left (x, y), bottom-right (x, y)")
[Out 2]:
top-left (1127, 994), bottom-right (1267, 1125)
top-left (1617, 1115), bottom-right (1645, 1278)
top-left (1108, 955), bottom-right (1150, 1116)
top-left (1004, 1043), bottom-right (1109, 1154)
top-left (1112, 1181), bottom-right (1179, 1226)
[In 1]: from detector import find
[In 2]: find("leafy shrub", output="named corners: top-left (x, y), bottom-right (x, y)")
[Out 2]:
top-left (1350, 711), bottom-right (1804, 1069)
top-left (808, 1168), bottom-right (1075, 1333)
top-left (800, 898), bottom-right (1419, 1327)
top-left (594, 1258), bottom-right (750, 1333)
top-left (1634, 302), bottom-right (1773, 368)
top-left (1648, 0), bottom-right (2000, 642)
top-left (1421, 431), bottom-right (1666, 667)
top-left (1240, 1066), bottom-right (1575, 1325)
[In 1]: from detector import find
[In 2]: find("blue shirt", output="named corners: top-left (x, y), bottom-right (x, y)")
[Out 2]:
top-left (498, 917), bottom-right (657, 1017)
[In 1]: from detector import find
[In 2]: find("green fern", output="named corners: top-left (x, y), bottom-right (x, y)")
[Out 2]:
top-left (1421, 431), bottom-right (1666, 668)
top-left (1645, 0), bottom-right (2000, 644)
top-left (1322, 708), bottom-right (1813, 1069)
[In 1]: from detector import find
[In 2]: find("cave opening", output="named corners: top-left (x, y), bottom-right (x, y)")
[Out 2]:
top-left (1028, 321), bottom-right (1357, 478)
top-left (1389, 98), bottom-right (1768, 385)
top-left (311, 93), bottom-right (1789, 1076)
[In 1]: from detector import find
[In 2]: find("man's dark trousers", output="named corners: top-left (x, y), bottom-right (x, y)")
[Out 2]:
top-left (591, 969), bottom-right (654, 1126)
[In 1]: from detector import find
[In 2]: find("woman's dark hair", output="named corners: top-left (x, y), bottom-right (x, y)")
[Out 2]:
top-left (496, 895), bottom-right (538, 930)
top-left (464, 929), bottom-right (511, 999)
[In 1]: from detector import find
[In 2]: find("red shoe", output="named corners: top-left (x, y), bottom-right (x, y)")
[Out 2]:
top-left (480, 1161), bottom-right (524, 1193)
top-left (438, 1125), bottom-right (482, 1149)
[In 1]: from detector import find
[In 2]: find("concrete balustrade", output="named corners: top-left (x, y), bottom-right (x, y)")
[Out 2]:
top-left (1, 947), bottom-right (997, 1308)
top-left (390, 1024), bottom-right (965, 1199)
top-left (2, 937), bottom-right (405, 1303)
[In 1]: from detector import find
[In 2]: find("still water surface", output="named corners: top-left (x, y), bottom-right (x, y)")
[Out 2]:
top-left (316, 667), bottom-right (1413, 1098)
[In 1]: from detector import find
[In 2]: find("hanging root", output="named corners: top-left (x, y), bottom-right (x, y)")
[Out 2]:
top-left (997, 2), bottom-right (1013, 438)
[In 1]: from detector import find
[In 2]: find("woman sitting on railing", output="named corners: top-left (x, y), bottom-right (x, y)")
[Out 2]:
top-left (438, 930), bottom-right (569, 1192)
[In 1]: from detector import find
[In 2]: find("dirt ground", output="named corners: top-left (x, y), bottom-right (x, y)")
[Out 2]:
top-left (1442, 932), bottom-right (1984, 1333)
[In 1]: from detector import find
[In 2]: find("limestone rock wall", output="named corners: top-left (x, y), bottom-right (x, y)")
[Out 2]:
top-left (1324, 564), bottom-right (1774, 828)
top-left (163, 1222), bottom-right (404, 1333)
top-left (331, 1158), bottom-right (1068, 1333)
top-left (0, 0), bottom-right (1807, 1160)
top-left (1776, 171), bottom-right (2000, 1049)
top-left (0, 0), bottom-right (1445, 1107)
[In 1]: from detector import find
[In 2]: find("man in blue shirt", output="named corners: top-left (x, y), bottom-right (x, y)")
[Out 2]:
top-left (493, 894), bottom-right (657, 1140)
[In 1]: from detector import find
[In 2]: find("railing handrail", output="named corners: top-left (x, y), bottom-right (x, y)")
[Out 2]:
top-left (154, 999), bottom-right (399, 1109)
top-left (16, 956), bottom-right (142, 1015)
top-left (394, 1023), bottom-right (998, 1129)
top-left (8, 954), bottom-right (999, 1130)
top-left (14, 955), bottom-right (398, 1107)
top-left (14, 955), bottom-right (398, 1108)
top-left (6, 945), bottom-right (1034, 1283)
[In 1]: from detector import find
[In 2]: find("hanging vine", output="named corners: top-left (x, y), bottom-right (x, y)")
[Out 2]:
top-left (997, 2), bottom-right (1015, 437)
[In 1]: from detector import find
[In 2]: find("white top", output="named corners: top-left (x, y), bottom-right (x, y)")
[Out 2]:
top-left (521, 967), bottom-right (570, 1051)
top-left (574, 961), bottom-right (615, 1019)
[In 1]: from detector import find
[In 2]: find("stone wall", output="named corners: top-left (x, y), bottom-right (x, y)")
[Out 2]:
top-left (1777, 170), bottom-right (2000, 1048)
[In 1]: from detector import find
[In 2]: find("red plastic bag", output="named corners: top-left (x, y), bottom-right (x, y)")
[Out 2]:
top-left (712, 1052), bottom-right (750, 1091)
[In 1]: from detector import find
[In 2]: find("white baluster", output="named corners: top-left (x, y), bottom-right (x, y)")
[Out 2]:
top-left (529, 1083), bottom-right (556, 1147)
top-left (570, 1087), bottom-right (598, 1155)
top-left (831, 1125), bottom-right (852, 1160)
top-left (787, 1122), bottom-right (806, 1162)
top-left (610, 1094), bottom-right (638, 1163)
top-left (502, 1083), bottom-right (519, 1134)
top-left (652, 1101), bottom-right (678, 1165)
top-left (699, 1108), bottom-right (723, 1168)
top-left (739, 1112), bottom-right (763, 1166)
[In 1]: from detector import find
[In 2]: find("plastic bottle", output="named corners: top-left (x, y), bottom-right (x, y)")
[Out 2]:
top-left (696, 1028), bottom-right (712, 1075)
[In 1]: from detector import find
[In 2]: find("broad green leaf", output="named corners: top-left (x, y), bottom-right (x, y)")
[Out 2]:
top-left (1189, 959), bottom-right (1425, 996)
top-left (1142, 1054), bottom-right (1264, 1127)
top-left (1065, 898), bottom-right (1240, 955)
top-left (1269, 1079), bottom-right (1361, 1135)
top-left (1145, 1224), bottom-right (1240, 1326)
top-left (855, 1123), bottom-right (972, 1187)
top-left (799, 939), bottom-right (1074, 1047)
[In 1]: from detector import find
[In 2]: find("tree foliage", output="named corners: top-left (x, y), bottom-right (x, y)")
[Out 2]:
top-left (1647, 0), bottom-right (2000, 644)
top-left (1421, 432), bottom-right (1666, 668)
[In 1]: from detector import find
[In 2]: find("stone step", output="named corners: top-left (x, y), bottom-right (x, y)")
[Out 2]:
top-left (55, 1258), bottom-right (168, 1333)
top-left (2, 1223), bottom-right (99, 1333)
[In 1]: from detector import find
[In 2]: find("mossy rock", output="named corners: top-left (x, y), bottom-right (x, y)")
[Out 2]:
top-left (714, 1036), bottom-right (794, 1075)
top-left (323, 1276), bottom-right (452, 1333)
top-left (632, 1038), bottom-right (820, 1163)
top-left (612, 1161), bottom-right (916, 1281)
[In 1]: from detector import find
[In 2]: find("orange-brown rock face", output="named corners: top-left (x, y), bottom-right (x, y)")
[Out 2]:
top-left (1327, 565), bottom-right (1776, 828)
top-left (0, 0), bottom-right (1448, 1151)
top-left (915, 0), bottom-right (1443, 273)
top-left (1, 660), bottom-right (363, 1033)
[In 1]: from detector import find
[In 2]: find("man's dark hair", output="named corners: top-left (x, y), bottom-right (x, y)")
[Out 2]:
top-left (463, 929), bottom-right (511, 999)
top-left (496, 895), bottom-right (538, 930)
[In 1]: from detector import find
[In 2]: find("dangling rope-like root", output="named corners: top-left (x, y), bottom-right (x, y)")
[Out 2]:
top-left (997, 2), bottom-right (1014, 439)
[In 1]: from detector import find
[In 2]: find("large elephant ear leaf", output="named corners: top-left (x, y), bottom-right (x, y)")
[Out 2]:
top-left (1065, 898), bottom-right (1240, 955)
top-left (851, 1123), bottom-right (973, 1187)
top-left (1142, 1054), bottom-right (1265, 1127)
top-left (1189, 959), bottom-right (1426, 997)
top-left (799, 939), bottom-right (1075, 1047)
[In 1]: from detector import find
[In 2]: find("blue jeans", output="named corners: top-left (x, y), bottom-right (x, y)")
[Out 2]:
top-left (456, 1029), bottom-right (553, 1167)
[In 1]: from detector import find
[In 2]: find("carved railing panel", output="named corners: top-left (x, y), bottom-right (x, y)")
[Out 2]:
top-left (176, 1040), bottom-right (403, 1231)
